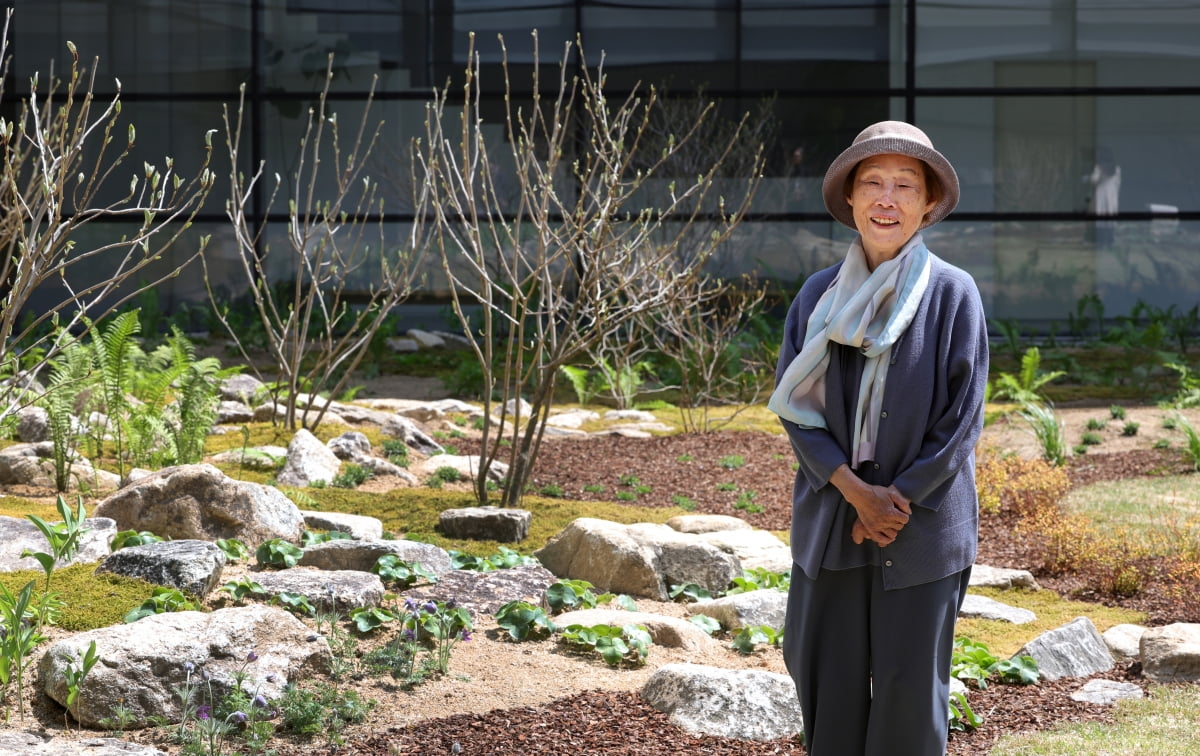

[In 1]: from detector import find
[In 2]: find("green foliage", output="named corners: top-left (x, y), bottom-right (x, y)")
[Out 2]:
top-left (271, 591), bottom-right (317, 617)
top-left (990, 347), bottom-right (1067, 404)
top-left (671, 494), bottom-right (697, 510)
top-left (538, 483), bottom-right (564, 498)
top-left (61, 639), bottom-right (99, 712)
top-left (1110, 404), bottom-right (1127, 420)
top-left (1122, 421), bottom-right (1140, 436)
top-left (331, 464), bottom-right (373, 489)
top-left (726, 567), bottom-right (791, 595)
top-left (668, 583), bottom-right (713, 603)
top-left (448, 547), bottom-right (539, 572)
top-left (734, 489), bottom-right (762, 513)
top-left (1173, 412), bottom-right (1200, 470)
top-left (301, 529), bottom-right (353, 546)
top-left (255, 539), bottom-right (304, 568)
top-left (545, 579), bottom-right (603, 613)
top-left (1080, 431), bottom-right (1103, 446)
top-left (431, 466), bottom-right (462, 483)
top-left (110, 530), bottom-right (164, 550)
top-left (277, 682), bottom-right (375, 741)
top-left (494, 600), bottom-right (556, 641)
top-left (40, 332), bottom-right (91, 492)
top-left (948, 690), bottom-right (982, 732)
top-left (559, 623), bottom-right (652, 667)
top-left (219, 576), bottom-right (267, 602)
top-left (348, 605), bottom-right (399, 634)
top-left (1165, 361), bottom-right (1200, 408)
top-left (952, 637), bottom-right (1040, 690)
top-left (123, 587), bottom-right (200, 623)
top-left (1019, 401), bottom-right (1069, 466)
top-left (718, 454), bottom-right (745, 469)
top-left (380, 438), bottom-right (410, 467)
top-left (729, 624), bottom-right (783, 655)
top-left (558, 364), bottom-right (606, 405)
top-left (0, 580), bottom-right (45, 720)
top-left (21, 494), bottom-right (90, 597)
top-left (214, 538), bottom-right (250, 562)
top-left (687, 614), bottom-right (722, 635)
top-left (371, 555), bottom-right (438, 588)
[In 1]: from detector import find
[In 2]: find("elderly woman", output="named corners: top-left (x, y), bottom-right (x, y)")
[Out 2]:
top-left (768, 121), bottom-right (989, 756)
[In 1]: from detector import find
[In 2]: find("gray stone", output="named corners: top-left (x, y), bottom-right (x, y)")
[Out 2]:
top-left (439, 506), bottom-right (531, 543)
top-left (1015, 617), bottom-right (1114, 681)
top-left (39, 605), bottom-right (330, 728)
top-left (1140, 622), bottom-right (1200, 682)
top-left (378, 414), bottom-right (444, 456)
top-left (208, 445), bottom-right (288, 471)
top-left (413, 454), bottom-right (508, 484)
top-left (276, 428), bottom-right (341, 487)
top-left (407, 328), bottom-right (446, 348)
top-left (667, 514), bottom-right (752, 534)
top-left (252, 568), bottom-right (386, 613)
top-left (695, 528), bottom-right (792, 574)
top-left (1102, 623), bottom-right (1147, 661)
top-left (687, 589), bottom-right (787, 631)
top-left (301, 510), bottom-right (384, 540)
top-left (94, 463), bottom-right (305, 548)
top-left (298, 538), bottom-right (453, 577)
top-left (403, 564), bottom-right (558, 616)
top-left (969, 564), bottom-right (1040, 590)
top-left (535, 518), bottom-right (667, 599)
top-left (220, 373), bottom-right (266, 403)
top-left (97, 539), bottom-right (227, 598)
top-left (641, 663), bottom-right (804, 741)
top-left (215, 400), bottom-right (254, 424)
top-left (1070, 679), bottom-right (1144, 705)
top-left (959, 594), bottom-right (1036, 624)
top-left (0, 515), bottom-right (117, 573)
top-left (0, 731), bottom-right (168, 755)
top-left (16, 406), bottom-right (49, 442)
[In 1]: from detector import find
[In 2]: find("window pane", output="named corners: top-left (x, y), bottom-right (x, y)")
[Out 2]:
top-left (916, 0), bottom-right (1200, 88)
top-left (918, 95), bottom-right (1200, 214)
top-left (582, 0), bottom-right (738, 90)
top-left (742, 0), bottom-right (897, 91)
top-left (13, 0), bottom-right (250, 94)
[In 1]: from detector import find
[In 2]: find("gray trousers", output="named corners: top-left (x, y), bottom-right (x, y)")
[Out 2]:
top-left (782, 564), bottom-right (971, 756)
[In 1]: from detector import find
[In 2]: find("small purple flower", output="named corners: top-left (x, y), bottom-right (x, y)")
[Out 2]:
top-left (265, 674), bottom-right (277, 683)
top-left (184, 662), bottom-right (195, 674)
top-left (423, 601), bottom-right (438, 614)
top-left (229, 710), bottom-right (248, 724)
top-left (200, 668), bottom-right (212, 682)
top-left (460, 630), bottom-right (472, 642)
top-left (404, 598), bottom-right (419, 611)
top-left (403, 629), bottom-right (416, 642)
top-left (196, 705), bottom-right (212, 720)
top-left (253, 694), bottom-right (269, 709)
top-left (245, 651), bottom-right (258, 663)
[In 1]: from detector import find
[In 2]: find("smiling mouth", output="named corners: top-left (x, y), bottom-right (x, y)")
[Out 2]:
top-left (870, 216), bottom-right (900, 226)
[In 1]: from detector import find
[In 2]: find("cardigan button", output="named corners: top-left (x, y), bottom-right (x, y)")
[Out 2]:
top-left (885, 560), bottom-right (893, 567)
top-left (881, 410), bottom-right (888, 418)
top-left (873, 463), bottom-right (880, 470)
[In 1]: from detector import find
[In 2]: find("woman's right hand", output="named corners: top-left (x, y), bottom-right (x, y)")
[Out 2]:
top-left (831, 465), bottom-right (911, 546)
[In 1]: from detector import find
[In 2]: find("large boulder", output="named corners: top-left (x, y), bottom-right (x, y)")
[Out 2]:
top-left (0, 515), bottom-right (117, 573)
top-left (94, 463), bottom-right (305, 547)
top-left (39, 605), bottom-right (330, 728)
top-left (1140, 622), bottom-right (1200, 682)
top-left (641, 663), bottom-right (804, 741)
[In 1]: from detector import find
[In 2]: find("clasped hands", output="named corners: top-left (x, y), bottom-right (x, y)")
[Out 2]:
top-left (830, 464), bottom-right (912, 547)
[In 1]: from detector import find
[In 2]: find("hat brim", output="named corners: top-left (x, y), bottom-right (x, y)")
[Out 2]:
top-left (822, 137), bottom-right (960, 231)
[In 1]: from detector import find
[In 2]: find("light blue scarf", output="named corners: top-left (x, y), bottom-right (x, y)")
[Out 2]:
top-left (768, 234), bottom-right (931, 467)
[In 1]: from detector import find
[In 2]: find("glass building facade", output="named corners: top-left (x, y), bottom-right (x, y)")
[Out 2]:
top-left (6, 0), bottom-right (1200, 328)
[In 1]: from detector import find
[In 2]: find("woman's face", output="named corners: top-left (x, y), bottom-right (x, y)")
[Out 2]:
top-left (845, 153), bottom-right (936, 268)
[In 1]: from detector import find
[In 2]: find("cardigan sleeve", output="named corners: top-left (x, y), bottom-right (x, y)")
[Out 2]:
top-left (890, 268), bottom-right (989, 509)
top-left (775, 267), bottom-right (849, 491)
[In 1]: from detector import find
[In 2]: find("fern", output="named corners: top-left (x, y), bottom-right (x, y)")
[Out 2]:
top-left (989, 347), bottom-right (1066, 404)
top-left (558, 365), bottom-right (603, 405)
top-left (41, 335), bottom-right (93, 492)
top-left (88, 311), bottom-right (143, 483)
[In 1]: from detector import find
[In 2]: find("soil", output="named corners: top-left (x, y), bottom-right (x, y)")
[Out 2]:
top-left (13, 402), bottom-right (1200, 755)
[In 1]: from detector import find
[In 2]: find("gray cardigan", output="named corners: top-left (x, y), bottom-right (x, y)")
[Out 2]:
top-left (776, 253), bottom-right (989, 590)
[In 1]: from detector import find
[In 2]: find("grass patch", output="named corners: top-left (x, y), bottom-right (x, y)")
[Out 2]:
top-left (988, 683), bottom-right (1200, 756)
top-left (1060, 475), bottom-right (1200, 552)
top-left (956, 586), bottom-right (1144, 658)
top-left (299, 487), bottom-right (689, 558)
top-left (0, 563), bottom-right (165, 631)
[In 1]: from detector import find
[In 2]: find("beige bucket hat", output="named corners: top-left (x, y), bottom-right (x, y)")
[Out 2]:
top-left (821, 120), bottom-right (960, 230)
